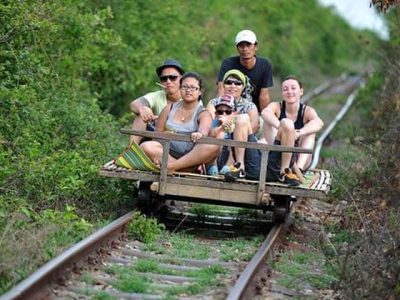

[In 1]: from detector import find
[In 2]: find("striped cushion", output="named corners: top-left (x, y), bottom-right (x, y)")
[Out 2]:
top-left (114, 142), bottom-right (159, 172)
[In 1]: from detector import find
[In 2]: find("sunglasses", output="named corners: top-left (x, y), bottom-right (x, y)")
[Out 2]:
top-left (215, 109), bottom-right (233, 115)
top-left (160, 75), bottom-right (179, 82)
top-left (224, 79), bottom-right (243, 86)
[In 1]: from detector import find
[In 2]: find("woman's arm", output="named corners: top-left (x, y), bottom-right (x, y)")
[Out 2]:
top-left (261, 102), bottom-right (280, 129)
top-left (155, 103), bottom-right (172, 132)
top-left (197, 110), bottom-right (212, 136)
top-left (296, 106), bottom-right (324, 138)
top-left (191, 110), bottom-right (212, 142)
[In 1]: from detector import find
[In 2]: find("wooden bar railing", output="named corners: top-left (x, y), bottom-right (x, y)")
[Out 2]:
top-left (120, 128), bottom-right (313, 204)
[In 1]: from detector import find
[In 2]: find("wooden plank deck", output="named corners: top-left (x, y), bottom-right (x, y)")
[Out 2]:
top-left (99, 161), bottom-right (331, 204)
top-left (99, 129), bottom-right (331, 207)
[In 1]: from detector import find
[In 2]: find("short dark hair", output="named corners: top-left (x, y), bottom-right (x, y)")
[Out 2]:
top-left (282, 75), bottom-right (302, 89)
top-left (180, 72), bottom-right (204, 101)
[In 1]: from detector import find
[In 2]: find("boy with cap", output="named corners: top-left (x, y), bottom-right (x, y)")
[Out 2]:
top-left (217, 29), bottom-right (273, 112)
top-left (130, 58), bottom-right (184, 143)
top-left (208, 93), bottom-right (260, 181)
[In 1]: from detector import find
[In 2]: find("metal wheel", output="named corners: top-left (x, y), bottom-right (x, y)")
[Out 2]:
top-left (272, 205), bottom-right (288, 223)
top-left (271, 195), bottom-right (291, 223)
top-left (137, 181), bottom-right (167, 215)
top-left (137, 181), bottom-right (152, 212)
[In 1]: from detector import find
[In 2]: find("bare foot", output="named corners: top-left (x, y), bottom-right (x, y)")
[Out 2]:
top-left (154, 159), bottom-right (161, 168)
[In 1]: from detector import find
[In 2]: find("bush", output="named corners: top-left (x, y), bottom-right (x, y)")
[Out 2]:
top-left (337, 7), bottom-right (400, 299)
top-left (127, 212), bottom-right (165, 244)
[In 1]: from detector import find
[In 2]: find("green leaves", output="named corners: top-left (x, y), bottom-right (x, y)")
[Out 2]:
top-left (128, 212), bottom-right (165, 244)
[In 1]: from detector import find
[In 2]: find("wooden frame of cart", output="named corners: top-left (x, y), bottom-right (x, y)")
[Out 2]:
top-left (99, 129), bottom-right (331, 222)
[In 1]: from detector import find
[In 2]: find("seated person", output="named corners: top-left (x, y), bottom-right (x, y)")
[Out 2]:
top-left (207, 69), bottom-right (259, 177)
top-left (260, 75), bottom-right (324, 185)
top-left (209, 94), bottom-right (260, 180)
top-left (140, 72), bottom-right (219, 173)
top-left (130, 59), bottom-right (184, 144)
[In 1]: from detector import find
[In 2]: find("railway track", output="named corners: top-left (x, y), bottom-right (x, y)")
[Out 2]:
top-left (1, 74), bottom-right (364, 300)
top-left (1, 207), bottom-right (290, 300)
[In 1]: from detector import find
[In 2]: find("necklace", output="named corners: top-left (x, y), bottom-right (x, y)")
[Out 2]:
top-left (178, 106), bottom-right (196, 123)
top-left (180, 111), bottom-right (190, 122)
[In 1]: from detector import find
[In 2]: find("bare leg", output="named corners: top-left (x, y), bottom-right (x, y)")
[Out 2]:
top-left (130, 117), bottom-right (147, 144)
top-left (296, 133), bottom-right (315, 171)
top-left (275, 118), bottom-right (296, 174)
top-left (140, 141), bottom-right (177, 165)
top-left (225, 151), bottom-right (235, 166)
top-left (232, 114), bottom-right (252, 171)
top-left (167, 144), bottom-right (220, 172)
top-left (263, 121), bottom-right (277, 145)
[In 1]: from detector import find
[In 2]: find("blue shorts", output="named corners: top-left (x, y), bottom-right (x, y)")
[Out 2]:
top-left (169, 141), bottom-right (194, 159)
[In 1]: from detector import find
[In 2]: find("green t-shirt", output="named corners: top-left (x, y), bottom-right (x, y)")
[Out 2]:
top-left (143, 90), bottom-right (168, 116)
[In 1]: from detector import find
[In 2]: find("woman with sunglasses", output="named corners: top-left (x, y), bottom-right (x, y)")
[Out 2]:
top-left (140, 72), bottom-right (219, 173)
top-left (207, 69), bottom-right (260, 179)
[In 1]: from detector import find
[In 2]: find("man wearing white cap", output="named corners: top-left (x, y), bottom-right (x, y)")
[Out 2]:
top-left (217, 29), bottom-right (273, 113)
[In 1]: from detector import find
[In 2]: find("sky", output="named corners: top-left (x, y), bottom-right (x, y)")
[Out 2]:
top-left (318, 0), bottom-right (389, 39)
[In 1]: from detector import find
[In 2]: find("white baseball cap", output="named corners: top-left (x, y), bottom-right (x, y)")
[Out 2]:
top-left (235, 30), bottom-right (257, 45)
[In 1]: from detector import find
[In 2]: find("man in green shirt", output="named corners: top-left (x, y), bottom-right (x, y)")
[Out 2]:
top-left (130, 59), bottom-right (184, 143)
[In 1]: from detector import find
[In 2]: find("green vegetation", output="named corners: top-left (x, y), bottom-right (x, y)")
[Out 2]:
top-left (218, 236), bottom-right (264, 262)
top-left (275, 251), bottom-right (339, 291)
top-left (0, 0), bottom-right (387, 295)
top-left (103, 258), bottom-right (226, 297)
top-left (140, 230), bottom-right (263, 262)
top-left (127, 212), bottom-right (165, 243)
top-left (0, 204), bottom-right (93, 293)
top-left (150, 232), bottom-right (211, 259)
top-left (334, 8), bottom-right (400, 298)
top-left (92, 291), bottom-right (117, 300)
top-left (313, 7), bottom-right (400, 299)
top-left (112, 273), bottom-right (149, 293)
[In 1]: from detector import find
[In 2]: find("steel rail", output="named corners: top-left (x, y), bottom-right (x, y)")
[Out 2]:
top-left (1, 76), bottom-right (356, 299)
top-left (226, 75), bottom-right (363, 299)
top-left (0, 212), bottom-right (134, 300)
top-left (302, 73), bottom-right (348, 103)
top-left (310, 79), bottom-right (365, 169)
top-left (226, 223), bottom-right (284, 300)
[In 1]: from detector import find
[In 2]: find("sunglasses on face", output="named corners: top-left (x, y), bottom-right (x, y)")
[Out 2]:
top-left (215, 109), bottom-right (233, 115)
top-left (159, 75), bottom-right (179, 82)
top-left (224, 79), bottom-right (243, 86)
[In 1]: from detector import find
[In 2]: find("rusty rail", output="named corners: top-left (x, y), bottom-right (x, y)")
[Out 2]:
top-left (226, 223), bottom-right (284, 300)
top-left (0, 212), bottom-right (134, 300)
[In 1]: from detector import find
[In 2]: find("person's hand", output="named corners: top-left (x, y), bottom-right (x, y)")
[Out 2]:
top-left (218, 115), bottom-right (235, 133)
top-left (139, 106), bottom-right (156, 123)
top-left (295, 129), bottom-right (302, 141)
top-left (191, 131), bottom-right (203, 143)
top-left (218, 115), bottom-right (231, 126)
